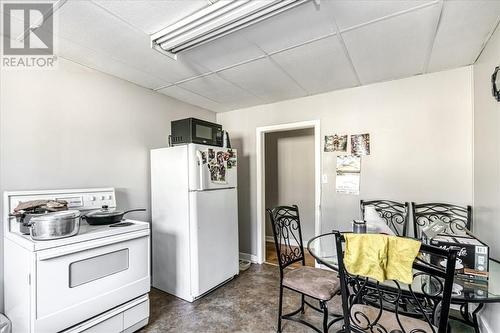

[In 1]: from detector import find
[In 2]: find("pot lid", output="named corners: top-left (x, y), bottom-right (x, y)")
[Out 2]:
top-left (31, 209), bottom-right (80, 222)
top-left (85, 205), bottom-right (123, 218)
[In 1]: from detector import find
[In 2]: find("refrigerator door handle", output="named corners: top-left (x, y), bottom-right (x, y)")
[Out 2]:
top-left (196, 150), bottom-right (206, 191)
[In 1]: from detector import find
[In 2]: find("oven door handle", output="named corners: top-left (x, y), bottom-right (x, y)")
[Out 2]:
top-left (37, 229), bottom-right (150, 261)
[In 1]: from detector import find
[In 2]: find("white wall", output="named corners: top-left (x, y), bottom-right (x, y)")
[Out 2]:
top-left (265, 128), bottom-right (315, 242)
top-left (217, 66), bottom-right (474, 256)
top-left (473, 23), bottom-right (500, 333)
top-left (0, 58), bottom-right (215, 311)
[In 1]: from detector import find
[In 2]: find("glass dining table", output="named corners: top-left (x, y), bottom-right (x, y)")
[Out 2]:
top-left (307, 232), bottom-right (500, 333)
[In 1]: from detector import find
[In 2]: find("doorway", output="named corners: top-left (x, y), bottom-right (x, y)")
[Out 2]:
top-left (256, 120), bottom-right (321, 265)
top-left (264, 128), bottom-right (316, 267)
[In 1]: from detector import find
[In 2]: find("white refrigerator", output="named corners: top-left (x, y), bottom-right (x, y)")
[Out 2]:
top-left (150, 144), bottom-right (239, 302)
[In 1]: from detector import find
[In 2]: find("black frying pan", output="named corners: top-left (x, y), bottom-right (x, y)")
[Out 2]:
top-left (83, 205), bottom-right (146, 225)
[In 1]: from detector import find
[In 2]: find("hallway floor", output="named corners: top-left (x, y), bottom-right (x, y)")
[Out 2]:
top-left (265, 241), bottom-right (316, 268)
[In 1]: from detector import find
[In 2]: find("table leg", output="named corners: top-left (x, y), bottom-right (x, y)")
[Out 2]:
top-left (459, 303), bottom-right (469, 323)
top-left (457, 302), bottom-right (484, 333)
top-left (472, 303), bottom-right (484, 333)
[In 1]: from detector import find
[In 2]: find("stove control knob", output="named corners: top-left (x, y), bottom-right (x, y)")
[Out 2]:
top-left (100, 196), bottom-right (105, 200)
top-left (107, 195), bottom-right (112, 200)
top-left (89, 196), bottom-right (96, 201)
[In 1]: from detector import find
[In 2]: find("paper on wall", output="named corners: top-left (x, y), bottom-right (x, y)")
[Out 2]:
top-left (336, 155), bottom-right (361, 172)
top-left (336, 173), bottom-right (360, 195)
top-left (336, 155), bottom-right (361, 195)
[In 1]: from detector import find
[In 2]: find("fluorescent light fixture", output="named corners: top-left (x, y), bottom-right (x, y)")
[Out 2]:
top-left (151, 0), bottom-right (310, 59)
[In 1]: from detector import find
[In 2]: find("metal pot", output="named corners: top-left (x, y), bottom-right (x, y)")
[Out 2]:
top-left (83, 206), bottom-right (146, 225)
top-left (11, 212), bottom-right (47, 235)
top-left (29, 210), bottom-right (81, 241)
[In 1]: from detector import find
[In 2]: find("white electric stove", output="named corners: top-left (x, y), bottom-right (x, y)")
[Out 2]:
top-left (3, 188), bottom-right (151, 333)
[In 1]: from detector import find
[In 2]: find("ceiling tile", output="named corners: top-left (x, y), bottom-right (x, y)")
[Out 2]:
top-left (91, 0), bottom-right (209, 35)
top-left (341, 4), bottom-right (440, 84)
top-left (180, 28), bottom-right (266, 72)
top-left (271, 35), bottom-right (359, 95)
top-left (58, 38), bottom-right (170, 89)
top-left (217, 57), bottom-right (306, 103)
top-left (158, 85), bottom-right (228, 112)
top-left (428, 1), bottom-right (500, 72)
top-left (240, 1), bottom-right (337, 54)
top-left (47, 0), bottom-right (208, 83)
top-left (331, 0), bottom-right (435, 31)
top-left (223, 99), bottom-right (266, 111)
top-left (178, 74), bottom-right (261, 107)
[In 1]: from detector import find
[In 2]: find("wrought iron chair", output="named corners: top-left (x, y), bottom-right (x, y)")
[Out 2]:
top-left (267, 205), bottom-right (343, 333)
top-left (360, 200), bottom-right (410, 236)
top-left (333, 231), bottom-right (457, 333)
top-left (412, 202), bottom-right (473, 239)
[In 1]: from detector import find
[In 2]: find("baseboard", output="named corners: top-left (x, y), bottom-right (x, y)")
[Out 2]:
top-left (265, 235), bottom-right (299, 247)
top-left (265, 236), bottom-right (275, 243)
top-left (239, 252), bottom-right (258, 264)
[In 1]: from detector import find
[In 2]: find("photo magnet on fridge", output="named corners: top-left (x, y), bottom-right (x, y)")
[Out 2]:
top-left (227, 149), bottom-right (237, 168)
top-left (208, 150), bottom-right (227, 184)
top-left (208, 148), bottom-right (215, 161)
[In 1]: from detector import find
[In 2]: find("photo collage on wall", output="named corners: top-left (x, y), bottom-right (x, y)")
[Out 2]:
top-left (351, 133), bottom-right (370, 156)
top-left (324, 133), bottom-right (370, 195)
top-left (324, 134), bottom-right (348, 152)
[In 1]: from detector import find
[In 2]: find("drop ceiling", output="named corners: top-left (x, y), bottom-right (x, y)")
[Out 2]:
top-left (3, 0), bottom-right (500, 112)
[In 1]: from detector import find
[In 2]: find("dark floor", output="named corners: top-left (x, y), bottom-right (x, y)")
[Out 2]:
top-left (140, 264), bottom-right (474, 333)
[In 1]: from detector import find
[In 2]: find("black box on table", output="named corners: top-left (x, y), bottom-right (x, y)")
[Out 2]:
top-left (429, 234), bottom-right (489, 281)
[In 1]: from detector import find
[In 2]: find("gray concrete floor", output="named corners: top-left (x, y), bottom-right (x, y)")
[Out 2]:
top-left (139, 264), bottom-right (474, 333)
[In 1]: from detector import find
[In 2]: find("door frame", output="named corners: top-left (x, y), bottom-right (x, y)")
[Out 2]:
top-left (256, 120), bottom-right (321, 264)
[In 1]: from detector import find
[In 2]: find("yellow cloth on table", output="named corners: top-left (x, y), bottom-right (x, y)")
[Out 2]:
top-left (386, 236), bottom-right (422, 284)
top-left (343, 234), bottom-right (388, 282)
top-left (344, 234), bottom-right (421, 284)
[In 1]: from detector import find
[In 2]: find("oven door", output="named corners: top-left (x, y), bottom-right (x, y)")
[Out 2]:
top-left (34, 230), bottom-right (150, 333)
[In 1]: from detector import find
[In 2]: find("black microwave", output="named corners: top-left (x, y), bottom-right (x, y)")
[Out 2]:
top-left (170, 118), bottom-right (223, 147)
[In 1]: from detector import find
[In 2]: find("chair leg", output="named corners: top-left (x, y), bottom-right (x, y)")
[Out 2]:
top-left (301, 294), bottom-right (305, 314)
top-left (277, 285), bottom-right (283, 333)
top-left (321, 301), bottom-right (329, 333)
